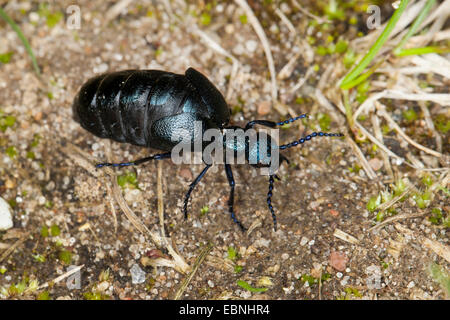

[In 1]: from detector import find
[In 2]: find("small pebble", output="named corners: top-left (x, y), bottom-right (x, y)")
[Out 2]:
top-left (130, 264), bottom-right (146, 284)
top-left (0, 197), bottom-right (13, 230)
top-left (257, 101), bottom-right (271, 115)
top-left (368, 158), bottom-right (383, 171)
top-left (300, 237), bottom-right (309, 246)
top-left (329, 251), bottom-right (348, 272)
top-left (245, 40), bottom-right (258, 53)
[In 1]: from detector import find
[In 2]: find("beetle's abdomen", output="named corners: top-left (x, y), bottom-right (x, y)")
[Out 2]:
top-left (73, 70), bottom-right (195, 147)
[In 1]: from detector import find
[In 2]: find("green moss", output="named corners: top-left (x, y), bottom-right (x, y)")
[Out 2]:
top-left (50, 224), bottom-right (60, 236)
top-left (324, 0), bottom-right (345, 20)
top-left (239, 14), bottom-right (247, 24)
top-left (393, 179), bottom-right (407, 197)
top-left (36, 291), bottom-right (50, 300)
top-left (200, 205), bottom-right (209, 216)
top-left (300, 272), bottom-right (331, 287)
top-left (367, 195), bottom-right (381, 212)
top-left (6, 146), bottom-right (17, 158)
top-left (422, 175), bottom-right (433, 187)
top-left (33, 254), bottom-right (46, 263)
top-left (200, 12), bottom-right (211, 26)
top-left (316, 45), bottom-right (328, 56)
top-left (356, 80), bottom-right (370, 103)
top-left (40, 226), bottom-right (49, 238)
top-left (234, 265), bottom-right (243, 273)
top-left (26, 151), bottom-right (35, 159)
top-left (0, 114), bottom-right (16, 132)
top-left (38, 3), bottom-right (63, 28)
top-left (30, 134), bottom-right (41, 148)
top-left (58, 249), bottom-right (72, 265)
top-left (317, 113), bottom-right (331, 131)
top-left (117, 171), bottom-right (139, 189)
top-left (335, 40), bottom-right (348, 53)
top-left (402, 109), bottom-right (418, 122)
top-left (429, 208), bottom-right (443, 225)
top-left (348, 164), bottom-right (361, 173)
top-left (413, 191), bottom-right (431, 209)
top-left (433, 114), bottom-right (450, 134)
top-left (83, 291), bottom-right (110, 300)
top-left (227, 246), bottom-right (238, 261)
top-left (0, 51), bottom-right (13, 63)
top-left (337, 286), bottom-right (363, 300)
top-left (428, 263), bottom-right (450, 297)
top-left (146, 277), bottom-right (156, 291)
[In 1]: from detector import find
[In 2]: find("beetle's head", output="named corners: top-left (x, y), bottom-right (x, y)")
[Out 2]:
top-left (246, 131), bottom-right (282, 171)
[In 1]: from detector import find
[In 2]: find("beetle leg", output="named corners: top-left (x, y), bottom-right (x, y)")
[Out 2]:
top-left (267, 175), bottom-right (277, 231)
top-left (280, 154), bottom-right (290, 165)
top-left (95, 152), bottom-right (172, 168)
top-left (183, 164), bottom-right (212, 220)
top-left (225, 164), bottom-right (246, 231)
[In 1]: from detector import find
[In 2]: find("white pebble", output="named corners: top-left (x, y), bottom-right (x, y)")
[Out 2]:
top-left (300, 237), bottom-right (309, 246)
top-left (130, 264), bottom-right (146, 284)
top-left (407, 281), bottom-right (415, 289)
top-left (0, 197), bottom-right (13, 230)
top-left (245, 40), bottom-right (258, 53)
top-left (336, 272), bottom-right (343, 279)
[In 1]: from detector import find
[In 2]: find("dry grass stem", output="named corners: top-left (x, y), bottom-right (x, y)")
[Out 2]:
top-left (173, 242), bottom-right (214, 299)
top-left (37, 265), bottom-right (84, 290)
top-left (377, 107), bottom-right (443, 158)
top-left (346, 136), bottom-right (378, 180)
top-left (333, 228), bottom-right (360, 245)
top-left (235, 0), bottom-right (278, 104)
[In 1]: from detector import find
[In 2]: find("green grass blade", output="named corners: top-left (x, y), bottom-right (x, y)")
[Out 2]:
top-left (395, 46), bottom-right (450, 56)
top-left (394, 0), bottom-right (436, 55)
top-left (237, 280), bottom-right (268, 293)
top-left (340, 0), bottom-right (409, 89)
top-left (0, 6), bottom-right (41, 76)
top-left (340, 59), bottom-right (384, 90)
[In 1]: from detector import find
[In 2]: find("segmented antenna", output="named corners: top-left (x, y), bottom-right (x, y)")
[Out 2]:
top-left (276, 113), bottom-right (308, 126)
top-left (267, 175), bottom-right (277, 231)
top-left (279, 132), bottom-right (344, 150)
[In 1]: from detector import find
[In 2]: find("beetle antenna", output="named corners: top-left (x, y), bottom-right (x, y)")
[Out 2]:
top-left (267, 175), bottom-right (277, 231)
top-left (244, 113), bottom-right (308, 130)
top-left (279, 131), bottom-right (344, 150)
top-left (276, 113), bottom-right (308, 126)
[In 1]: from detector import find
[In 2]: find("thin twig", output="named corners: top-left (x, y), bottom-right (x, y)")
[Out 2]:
top-left (377, 107), bottom-right (443, 158)
top-left (346, 136), bottom-right (378, 180)
top-left (0, 232), bottom-right (30, 263)
top-left (173, 242), bottom-right (214, 300)
top-left (371, 114), bottom-right (394, 179)
top-left (235, 0), bottom-right (278, 104)
top-left (37, 265), bottom-right (84, 290)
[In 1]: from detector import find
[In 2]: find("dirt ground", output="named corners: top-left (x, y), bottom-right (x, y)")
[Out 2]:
top-left (0, 0), bottom-right (448, 300)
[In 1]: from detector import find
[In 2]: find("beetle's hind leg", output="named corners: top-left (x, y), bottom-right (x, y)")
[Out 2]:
top-left (95, 152), bottom-right (172, 168)
top-left (183, 164), bottom-right (212, 220)
top-left (225, 164), bottom-right (246, 231)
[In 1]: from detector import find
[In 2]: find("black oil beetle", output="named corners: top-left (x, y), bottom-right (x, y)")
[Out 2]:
top-left (72, 67), bottom-right (343, 231)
